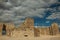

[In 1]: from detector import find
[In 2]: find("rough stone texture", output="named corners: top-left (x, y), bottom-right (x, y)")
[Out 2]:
top-left (12, 28), bottom-right (34, 38)
top-left (19, 17), bottom-right (34, 30)
top-left (13, 17), bottom-right (34, 37)
top-left (49, 23), bottom-right (59, 35)
top-left (0, 18), bottom-right (60, 38)
top-left (0, 23), bottom-right (15, 36)
top-left (34, 28), bottom-right (40, 37)
top-left (39, 27), bottom-right (49, 35)
top-left (24, 17), bottom-right (34, 29)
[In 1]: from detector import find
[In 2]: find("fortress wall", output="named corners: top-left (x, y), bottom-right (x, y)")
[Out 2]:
top-left (0, 18), bottom-right (60, 37)
top-left (12, 28), bottom-right (34, 38)
top-left (39, 27), bottom-right (49, 35)
top-left (12, 17), bottom-right (34, 37)
top-left (34, 28), bottom-right (40, 37)
top-left (0, 23), bottom-right (15, 36)
top-left (49, 23), bottom-right (59, 35)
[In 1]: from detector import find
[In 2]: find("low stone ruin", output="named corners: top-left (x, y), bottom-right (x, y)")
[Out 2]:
top-left (0, 17), bottom-right (59, 37)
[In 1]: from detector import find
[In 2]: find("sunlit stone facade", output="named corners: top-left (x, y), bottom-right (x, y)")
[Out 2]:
top-left (0, 18), bottom-right (59, 37)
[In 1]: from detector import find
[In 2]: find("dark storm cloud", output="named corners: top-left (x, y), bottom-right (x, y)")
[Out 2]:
top-left (0, 0), bottom-right (59, 26)
top-left (0, 2), bottom-right (13, 10)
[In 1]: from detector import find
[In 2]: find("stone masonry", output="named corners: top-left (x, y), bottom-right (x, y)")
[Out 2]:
top-left (0, 17), bottom-right (60, 37)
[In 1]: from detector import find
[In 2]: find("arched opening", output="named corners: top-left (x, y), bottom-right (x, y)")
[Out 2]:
top-left (24, 35), bottom-right (28, 37)
top-left (2, 24), bottom-right (6, 35)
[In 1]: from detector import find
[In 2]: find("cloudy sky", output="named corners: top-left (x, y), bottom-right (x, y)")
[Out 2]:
top-left (0, 0), bottom-right (60, 27)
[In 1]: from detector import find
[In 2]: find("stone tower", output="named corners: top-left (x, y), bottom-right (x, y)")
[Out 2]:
top-left (24, 17), bottom-right (34, 28)
top-left (49, 23), bottom-right (59, 35)
top-left (14, 17), bottom-right (34, 37)
top-left (20, 17), bottom-right (34, 30)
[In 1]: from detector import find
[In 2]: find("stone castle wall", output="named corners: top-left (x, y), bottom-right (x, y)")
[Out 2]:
top-left (0, 23), bottom-right (15, 36)
top-left (34, 28), bottom-right (40, 37)
top-left (49, 23), bottom-right (59, 35)
top-left (0, 18), bottom-right (60, 37)
top-left (39, 27), bottom-right (49, 35)
top-left (12, 17), bottom-right (34, 37)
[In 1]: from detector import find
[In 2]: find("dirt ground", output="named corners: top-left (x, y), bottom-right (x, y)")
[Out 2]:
top-left (0, 35), bottom-right (60, 40)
